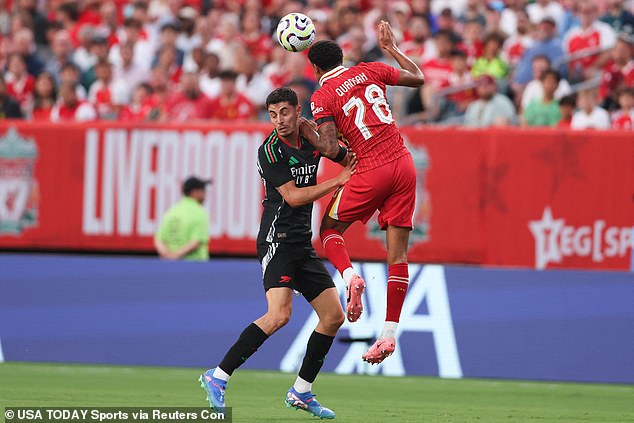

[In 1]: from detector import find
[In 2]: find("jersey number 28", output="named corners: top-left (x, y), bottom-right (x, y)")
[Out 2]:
top-left (342, 84), bottom-right (394, 140)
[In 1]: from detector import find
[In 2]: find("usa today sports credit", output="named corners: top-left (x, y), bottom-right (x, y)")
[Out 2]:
top-left (3, 408), bottom-right (231, 423)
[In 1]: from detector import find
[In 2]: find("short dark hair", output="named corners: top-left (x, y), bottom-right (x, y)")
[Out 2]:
top-left (60, 62), bottom-right (79, 74)
top-left (266, 87), bottom-right (298, 108)
top-left (218, 69), bottom-right (238, 80)
top-left (541, 69), bottom-right (560, 83)
top-left (618, 86), bottom-right (634, 98)
top-left (308, 40), bottom-right (343, 72)
top-left (559, 94), bottom-right (577, 107)
top-left (449, 49), bottom-right (467, 59)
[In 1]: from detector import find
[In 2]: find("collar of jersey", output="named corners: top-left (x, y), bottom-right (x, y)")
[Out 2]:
top-left (319, 66), bottom-right (348, 86)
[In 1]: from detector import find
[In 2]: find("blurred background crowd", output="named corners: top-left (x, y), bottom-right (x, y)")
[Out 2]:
top-left (0, 0), bottom-right (633, 129)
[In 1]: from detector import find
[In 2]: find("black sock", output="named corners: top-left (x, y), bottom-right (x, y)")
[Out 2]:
top-left (218, 323), bottom-right (269, 375)
top-left (298, 331), bottom-right (335, 383)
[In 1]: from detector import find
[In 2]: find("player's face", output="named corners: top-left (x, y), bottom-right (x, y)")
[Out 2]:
top-left (268, 101), bottom-right (300, 138)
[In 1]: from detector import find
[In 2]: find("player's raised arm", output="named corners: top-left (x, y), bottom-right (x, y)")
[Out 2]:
top-left (377, 20), bottom-right (425, 87)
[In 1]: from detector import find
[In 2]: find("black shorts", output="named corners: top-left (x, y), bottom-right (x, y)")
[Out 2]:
top-left (257, 242), bottom-right (335, 302)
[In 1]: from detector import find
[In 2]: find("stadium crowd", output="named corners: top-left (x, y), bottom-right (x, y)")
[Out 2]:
top-left (0, 0), bottom-right (633, 129)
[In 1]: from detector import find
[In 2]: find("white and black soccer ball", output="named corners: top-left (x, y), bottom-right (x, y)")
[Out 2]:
top-left (276, 13), bottom-right (316, 52)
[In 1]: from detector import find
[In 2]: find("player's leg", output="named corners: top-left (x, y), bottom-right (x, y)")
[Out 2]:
top-left (200, 243), bottom-right (296, 410)
top-left (320, 171), bottom-right (388, 322)
top-left (286, 256), bottom-right (343, 419)
top-left (363, 154), bottom-right (416, 364)
top-left (200, 288), bottom-right (293, 410)
top-left (320, 214), bottom-right (366, 323)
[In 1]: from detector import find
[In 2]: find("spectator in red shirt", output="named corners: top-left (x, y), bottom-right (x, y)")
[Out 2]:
top-left (31, 72), bottom-right (57, 121)
top-left (240, 9), bottom-right (272, 66)
top-left (421, 30), bottom-right (455, 117)
top-left (120, 83), bottom-right (158, 122)
top-left (165, 71), bottom-right (213, 122)
top-left (88, 59), bottom-right (128, 120)
top-left (460, 18), bottom-right (485, 65)
top-left (154, 46), bottom-right (183, 91)
top-left (599, 36), bottom-right (634, 110)
top-left (399, 15), bottom-right (432, 66)
top-left (5, 53), bottom-right (35, 115)
top-left (502, 10), bottom-right (534, 68)
top-left (557, 94), bottom-right (577, 128)
top-left (50, 82), bottom-right (97, 122)
top-left (611, 87), bottom-right (634, 130)
top-left (209, 70), bottom-right (256, 121)
top-left (563, 0), bottom-right (617, 81)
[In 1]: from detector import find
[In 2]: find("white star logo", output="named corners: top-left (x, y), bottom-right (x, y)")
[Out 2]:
top-left (529, 207), bottom-right (565, 269)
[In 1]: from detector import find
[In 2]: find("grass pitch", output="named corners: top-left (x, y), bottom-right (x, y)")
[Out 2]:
top-left (1, 362), bottom-right (633, 422)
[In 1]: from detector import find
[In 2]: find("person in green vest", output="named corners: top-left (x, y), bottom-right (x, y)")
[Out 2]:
top-left (154, 176), bottom-right (210, 261)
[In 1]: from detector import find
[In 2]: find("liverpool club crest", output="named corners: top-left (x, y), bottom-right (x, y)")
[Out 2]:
top-left (0, 128), bottom-right (39, 235)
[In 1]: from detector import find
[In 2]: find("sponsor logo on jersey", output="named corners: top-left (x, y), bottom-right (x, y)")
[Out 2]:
top-left (0, 128), bottom-right (39, 235)
top-left (529, 207), bottom-right (634, 269)
top-left (310, 102), bottom-right (324, 114)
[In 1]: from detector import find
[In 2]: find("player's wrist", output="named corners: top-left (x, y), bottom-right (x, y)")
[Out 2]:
top-left (331, 145), bottom-right (348, 163)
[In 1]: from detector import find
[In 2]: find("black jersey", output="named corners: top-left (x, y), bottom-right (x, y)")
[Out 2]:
top-left (257, 130), bottom-right (321, 247)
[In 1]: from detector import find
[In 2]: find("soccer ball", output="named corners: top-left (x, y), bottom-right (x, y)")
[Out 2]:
top-left (276, 13), bottom-right (316, 52)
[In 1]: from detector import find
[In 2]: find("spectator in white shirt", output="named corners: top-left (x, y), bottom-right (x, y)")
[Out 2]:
top-left (113, 41), bottom-right (147, 98)
top-left (521, 55), bottom-right (572, 111)
top-left (571, 88), bottom-right (611, 129)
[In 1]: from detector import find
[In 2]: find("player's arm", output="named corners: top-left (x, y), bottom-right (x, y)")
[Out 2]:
top-left (299, 118), bottom-right (351, 165)
top-left (377, 20), bottom-right (425, 87)
top-left (276, 155), bottom-right (357, 208)
top-left (170, 240), bottom-right (201, 259)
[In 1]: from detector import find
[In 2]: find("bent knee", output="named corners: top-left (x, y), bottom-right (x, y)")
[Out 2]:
top-left (323, 310), bottom-right (345, 330)
top-left (268, 310), bottom-right (291, 329)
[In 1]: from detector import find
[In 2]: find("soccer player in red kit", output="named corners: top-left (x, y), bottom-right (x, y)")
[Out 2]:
top-left (303, 21), bottom-right (425, 364)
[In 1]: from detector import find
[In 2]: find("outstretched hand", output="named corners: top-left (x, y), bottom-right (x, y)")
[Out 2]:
top-left (377, 20), bottom-right (397, 52)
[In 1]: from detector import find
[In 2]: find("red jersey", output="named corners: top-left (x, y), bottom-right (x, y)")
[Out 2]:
top-left (611, 110), bottom-right (634, 130)
top-left (563, 22), bottom-right (616, 69)
top-left (310, 62), bottom-right (408, 174)
top-left (421, 58), bottom-right (452, 90)
top-left (6, 74), bottom-right (35, 107)
top-left (166, 92), bottom-right (213, 121)
top-left (209, 93), bottom-right (255, 120)
top-left (599, 61), bottom-right (634, 99)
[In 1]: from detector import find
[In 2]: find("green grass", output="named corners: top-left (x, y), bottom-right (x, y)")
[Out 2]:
top-left (1, 362), bottom-right (633, 422)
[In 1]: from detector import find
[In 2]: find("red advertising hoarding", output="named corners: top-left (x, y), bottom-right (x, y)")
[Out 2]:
top-left (0, 122), bottom-right (632, 270)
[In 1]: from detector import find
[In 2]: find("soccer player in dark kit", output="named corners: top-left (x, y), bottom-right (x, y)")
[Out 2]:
top-left (304, 21), bottom-right (426, 364)
top-left (199, 87), bottom-right (357, 419)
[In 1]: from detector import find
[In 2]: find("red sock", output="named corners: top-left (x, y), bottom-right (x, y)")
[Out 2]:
top-left (386, 263), bottom-right (409, 322)
top-left (321, 229), bottom-right (353, 276)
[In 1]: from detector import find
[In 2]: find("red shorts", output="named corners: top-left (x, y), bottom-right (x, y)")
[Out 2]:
top-left (326, 153), bottom-right (416, 230)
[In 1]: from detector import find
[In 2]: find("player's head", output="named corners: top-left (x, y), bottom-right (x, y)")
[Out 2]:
top-left (266, 87), bottom-right (300, 138)
top-left (308, 40), bottom-right (343, 81)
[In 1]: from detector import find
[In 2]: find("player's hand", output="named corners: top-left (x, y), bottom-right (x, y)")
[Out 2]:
top-left (298, 117), bottom-right (318, 141)
top-left (377, 20), bottom-right (397, 52)
top-left (338, 152), bottom-right (357, 185)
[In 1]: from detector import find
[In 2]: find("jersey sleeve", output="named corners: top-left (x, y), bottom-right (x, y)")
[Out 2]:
top-left (258, 145), bottom-right (293, 187)
top-left (368, 61), bottom-right (400, 86)
top-left (310, 90), bottom-right (335, 127)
